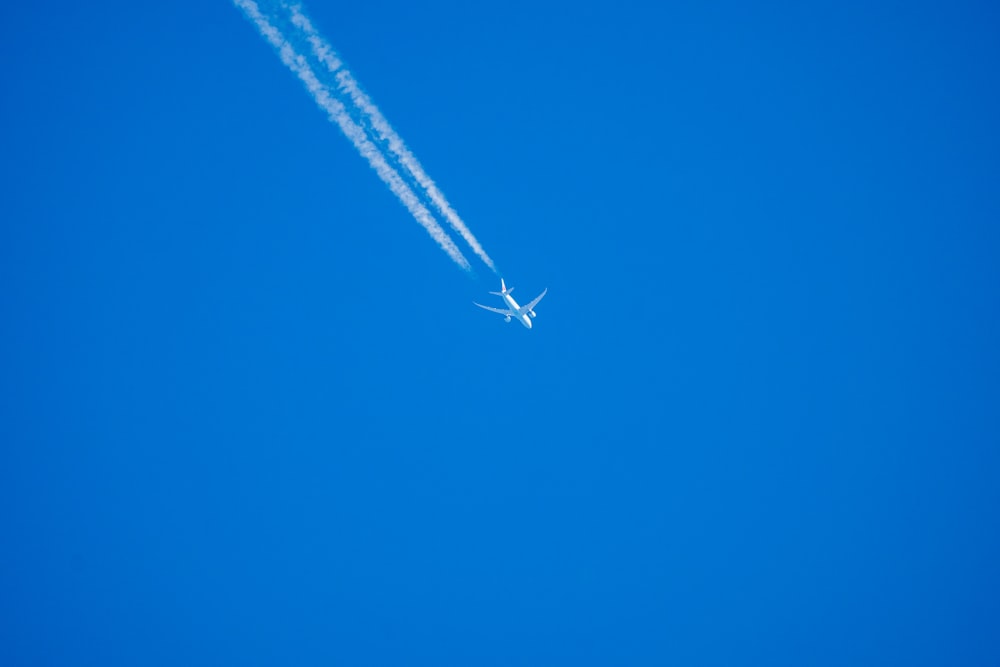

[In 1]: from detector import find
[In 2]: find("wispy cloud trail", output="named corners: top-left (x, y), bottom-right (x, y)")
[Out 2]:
top-left (285, 3), bottom-right (497, 273)
top-left (232, 0), bottom-right (471, 271)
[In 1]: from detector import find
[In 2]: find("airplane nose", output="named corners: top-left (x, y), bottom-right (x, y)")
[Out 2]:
top-left (525, 318), bottom-right (532, 329)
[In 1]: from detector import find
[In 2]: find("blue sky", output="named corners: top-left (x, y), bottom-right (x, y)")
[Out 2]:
top-left (2, 0), bottom-right (999, 664)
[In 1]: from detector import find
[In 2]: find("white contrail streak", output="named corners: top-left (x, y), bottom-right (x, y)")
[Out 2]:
top-left (232, 0), bottom-right (472, 271)
top-left (285, 3), bottom-right (497, 273)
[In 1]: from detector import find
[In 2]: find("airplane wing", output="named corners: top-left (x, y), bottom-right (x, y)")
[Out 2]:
top-left (520, 288), bottom-right (548, 314)
top-left (473, 302), bottom-right (514, 316)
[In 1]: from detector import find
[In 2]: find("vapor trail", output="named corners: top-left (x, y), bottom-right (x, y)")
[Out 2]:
top-left (285, 3), bottom-right (498, 273)
top-left (232, 0), bottom-right (472, 271)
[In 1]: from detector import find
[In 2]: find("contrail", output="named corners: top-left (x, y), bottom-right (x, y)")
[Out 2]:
top-left (284, 2), bottom-right (498, 273)
top-left (232, 0), bottom-right (472, 271)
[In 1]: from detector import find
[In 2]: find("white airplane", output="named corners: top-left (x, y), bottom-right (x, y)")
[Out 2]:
top-left (474, 279), bottom-right (548, 329)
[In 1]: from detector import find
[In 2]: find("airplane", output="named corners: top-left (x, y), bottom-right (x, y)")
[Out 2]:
top-left (474, 278), bottom-right (548, 329)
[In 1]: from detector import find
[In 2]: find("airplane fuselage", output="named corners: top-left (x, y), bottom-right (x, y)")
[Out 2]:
top-left (502, 293), bottom-right (533, 328)
top-left (473, 278), bottom-right (546, 329)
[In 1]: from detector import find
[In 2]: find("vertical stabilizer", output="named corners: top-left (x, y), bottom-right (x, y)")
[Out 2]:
top-left (489, 279), bottom-right (511, 296)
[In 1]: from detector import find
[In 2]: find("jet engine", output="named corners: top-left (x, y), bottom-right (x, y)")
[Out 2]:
top-left (529, 310), bottom-right (537, 318)
top-left (504, 316), bottom-right (511, 323)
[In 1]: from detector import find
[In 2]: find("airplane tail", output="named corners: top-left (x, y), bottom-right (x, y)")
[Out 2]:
top-left (489, 279), bottom-right (512, 296)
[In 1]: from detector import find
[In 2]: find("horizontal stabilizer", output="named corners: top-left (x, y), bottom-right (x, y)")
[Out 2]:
top-left (489, 279), bottom-right (512, 297)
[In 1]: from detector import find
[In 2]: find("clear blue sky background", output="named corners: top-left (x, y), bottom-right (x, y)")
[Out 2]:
top-left (2, 1), bottom-right (999, 664)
